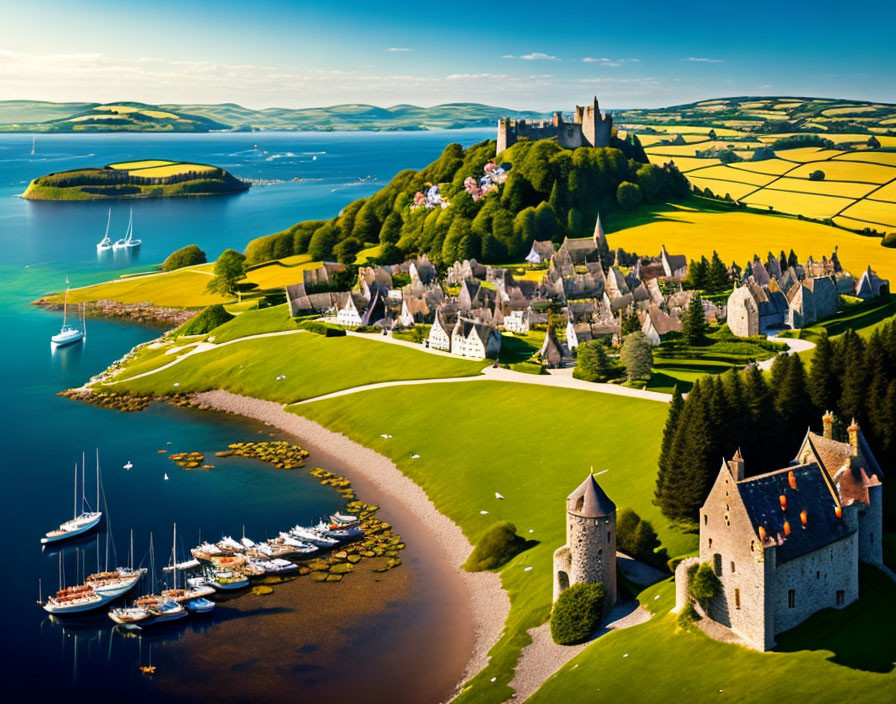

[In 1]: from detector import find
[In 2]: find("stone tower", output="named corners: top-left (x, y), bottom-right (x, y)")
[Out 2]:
top-left (552, 473), bottom-right (617, 605)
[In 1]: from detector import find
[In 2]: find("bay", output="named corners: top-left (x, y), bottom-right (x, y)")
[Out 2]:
top-left (0, 129), bottom-right (492, 701)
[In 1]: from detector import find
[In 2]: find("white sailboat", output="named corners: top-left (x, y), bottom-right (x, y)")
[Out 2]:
top-left (50, 277), bottom-right (85, 346)
top-left (41, 457), bottom-right (102, 545)
top-left (112, 208), bottom-right (141, 250)
top-left (96, 209), bottom-right (113, 252)
top-left (31, 136), bottom-right (36, 156)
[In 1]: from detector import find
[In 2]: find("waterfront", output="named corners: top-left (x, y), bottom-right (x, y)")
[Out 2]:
top-left (0, 130), bottom-right (491, 701)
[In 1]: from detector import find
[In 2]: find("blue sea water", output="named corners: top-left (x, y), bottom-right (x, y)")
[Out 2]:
top-left (0, 130), bottom-right (492, 700)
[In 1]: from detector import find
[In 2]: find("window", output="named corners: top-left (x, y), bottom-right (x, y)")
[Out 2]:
top-left (730, 561), bottom-right (736, 574)
top-left (713, 553), bottom-right (722, 576)
top-left (816, 571), bottom-right (820, 580)
top-left (708, 538), bottom-right (713, 549)
top-left (607, 532), bottom-right (611, 543)
top-left (788, 590), bottom-right (796, 609)
top-left (734, 589), bottom-right (741, 610)
top-left (750, 540), bottom-right (755, 552)
top-left (836, 590), bottom-right (845, 606)
top-left (704, 514), bottom-right (708, 525)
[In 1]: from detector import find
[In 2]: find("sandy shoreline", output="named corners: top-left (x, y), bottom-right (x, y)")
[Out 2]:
top-left (193, 389), bottom-right (510, 698)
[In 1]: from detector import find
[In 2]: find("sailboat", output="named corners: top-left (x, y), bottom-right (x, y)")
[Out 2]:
top-left (41, 456), bottom-right (102, 544)
top-left (96, 209), bottom-right (113, 252)
top-left (31, 136), bottom-right (36, 156)
top-left (50, 277), bottom-right (85, 346)
top-left (161, 523), bottom-right (215, 606)
top-left (112, 208), bottom-right (141, 250)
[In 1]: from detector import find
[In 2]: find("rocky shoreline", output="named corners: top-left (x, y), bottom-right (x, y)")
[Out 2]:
top-left (33, 297), bottom-right (197, 327)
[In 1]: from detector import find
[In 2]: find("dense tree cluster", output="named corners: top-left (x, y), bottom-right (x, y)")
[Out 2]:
top-left (682, 251), bottom-right (730, 293)
top-left (771, 134), bottom-right (835, 150)
top-left (162, 244), bottom-right (207, 271)
top-left (655, 321), bottom-right (896, 525)
top-left (244, 139), bottom-right (689, 267)
top-left (616, 508), bottom-right (662, 566)
top-left (572, 340), bottom-right (616, 382)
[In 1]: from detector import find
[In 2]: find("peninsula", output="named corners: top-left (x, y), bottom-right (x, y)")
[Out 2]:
top-left (22, 159), bottom-right (249, 200)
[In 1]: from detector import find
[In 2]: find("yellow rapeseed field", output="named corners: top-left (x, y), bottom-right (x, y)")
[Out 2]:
top-left (832, 151), bottom-right (896, 167)
top-left (786, 160), bottom-right (896, 183)
top-left (742, 189), bottom-right (852, 220)
top-left (647, 155), bottom-right (721, 172)
top-left (139, 110), bottom-right (178, 119)
top-left (868, 181), bottom-right (896, 203)
top-left (775, 147), bottom-right (845, 163)
top-left (686, 177), bottom-right (757, 200)
top-left (131, 164), bottom-right (217, 178)
top-left (839, 199), bottom-right (896, 228)
top-left (108, 160), bottom-right (175, 170)
top-left (767, 178), bottom-right (878, 199)
top-left (727, 159), bottom-right (799, 175)
top-left (688, 164), bottom-right (777, 186)
top-left (607, 205), bottom-right (896, 281)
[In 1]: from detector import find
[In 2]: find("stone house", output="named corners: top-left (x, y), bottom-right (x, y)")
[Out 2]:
top-left (855, 266), bottom-right (890, 299)
top-left (450, 318), bottom-right (502, 360)
top-left (336, 294), bottom-right (364, 327)
top-left (409, 255), bottom-right (437, 285)
top-left (427, 310), bottom-right (454, 352)
top-left (786, 276), bottom-right (839, 328)
top-left (553, 474), bottom-right (617, 607)
top-left (504, 309), bottom-right (530, 334)
top-left (540, 328), bottom-right (565, 368)
top-left (397, 296), bottom-right (431, 328)
top-left (726, 281), bottom-right (787, 337)
top-left (675, 416), bottom-right (883, 651)
top-left (660, 245), bottom-right (688, 279)
top-left (525, 240), bottom-right (555, 265)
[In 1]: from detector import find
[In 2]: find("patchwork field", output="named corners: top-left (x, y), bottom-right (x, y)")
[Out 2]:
top-left (603, 204), bottom-right (896, 282)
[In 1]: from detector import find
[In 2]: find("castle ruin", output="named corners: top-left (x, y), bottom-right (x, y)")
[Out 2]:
top-left (497, 97), bottom-right (613, 154)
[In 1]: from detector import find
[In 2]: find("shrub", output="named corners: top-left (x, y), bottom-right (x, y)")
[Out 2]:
top-left (178, 304), bottom-right (233, 336)
top-left (297, 320), bottom-right (346, 337)
top-left (882, 233), bottom-right (896, 248)
top-left (809, 170), bottom-right (825, 181)
top-left (689, 562), bottom-right (722, 602)
top-left (616, 181), bottom-right (643, 210)
top-left (616, 508), bottom-right (662, 565)
top-left (463, 521), bottom-right (528, 571)
top-left (771, 134), bottom-right (834, 150)
top-left (550, 582), bottom-right (607, 645)
top-left (620, 331), bottom-right (653, 380)
top-left (573, 340), bottom-right (615, 382)
top-left (162, 244), bottom-right (207, 271)
top-left (677, 601), bottom-right (699, 628)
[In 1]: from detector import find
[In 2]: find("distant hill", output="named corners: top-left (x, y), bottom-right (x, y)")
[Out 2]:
top-left (0, 101), bottom-right (548, 133)
top-left (618, 96), bottom-right (896, 135)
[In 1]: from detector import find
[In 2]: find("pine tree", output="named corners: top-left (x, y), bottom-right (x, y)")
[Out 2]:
top-left (838, 329), bottom-right (868, 423)
top-left (655, 381), bottom-right (706, 523)
top-left (682, 294), bottom-right (709, 346)
top-left (743, 364), bottom-right (778, 471)
top-left (683, 257), bottom-right (708, 290)
top-left (788, 249), bottom-right (799, 269)
top-left (770, 352), bottom-right (791, 394)
top-left (808, 332), bottom-right (839, 413)
top-left (778, 250), bottom-right (788, 274)
top-left (706, 251), bottom-right (729, 293)
top-left (620, 331), bottom-right (653, 381)
top-left (777, 354), bottom-right (815, 451)
top-left (659, 385), bottom-right (684, 467)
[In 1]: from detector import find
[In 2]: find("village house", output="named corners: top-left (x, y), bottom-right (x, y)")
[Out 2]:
top-left (525, 240), bottom-right (555, 265)
top-left (660, 245), bottom-right (688, 279)
top-left (674, 414), bottom-right (883, 651)
top-left (504, 309), bottom-right (530, 334)
top-left (539, 327), bottom-right (565, 368)
top-left (427, 309), bottom-right (456, 352)
top-left (450, 317), bottom-right (502, 360)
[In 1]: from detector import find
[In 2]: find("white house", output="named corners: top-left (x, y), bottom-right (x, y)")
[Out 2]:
top-left (451, 318), bottom-right (501, 360)
top-left (504, 309), bottom-right (530, 334)
top-left (427, 312), bottom-right (453, 351)
top-left (336, 295), bottom-right (363, 327)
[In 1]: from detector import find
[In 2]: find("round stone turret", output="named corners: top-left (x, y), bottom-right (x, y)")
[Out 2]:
top-left (553, 473), bottom-right (617, 606)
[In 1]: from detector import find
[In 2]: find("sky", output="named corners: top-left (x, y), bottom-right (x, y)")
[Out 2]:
top-left (1, 0), bottom-right (894, 110)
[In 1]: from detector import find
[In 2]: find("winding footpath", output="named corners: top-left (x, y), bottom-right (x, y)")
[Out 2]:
top-left (757, 333), bottom-right (816, 370)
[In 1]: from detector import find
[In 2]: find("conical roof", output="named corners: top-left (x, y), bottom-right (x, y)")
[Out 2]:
top-left (567, 473), bottom-right (616, 518)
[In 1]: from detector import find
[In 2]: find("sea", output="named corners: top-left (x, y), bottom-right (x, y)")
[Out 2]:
top-left (0, 129), bottom-right (492, 702)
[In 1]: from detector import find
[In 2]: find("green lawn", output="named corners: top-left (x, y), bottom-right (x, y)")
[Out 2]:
top-left (206, 303), bottom-right (301, 343)
top-left (530, 567), bottom-right (895, 703)
top-left (104, 332), bottom-right (487, 402)
top-left (292, 381), bottom-right (689, 704)
top-left (781, 296), bottom-right (896, 342)
top-left (499, 329), bottom-right (546, 364)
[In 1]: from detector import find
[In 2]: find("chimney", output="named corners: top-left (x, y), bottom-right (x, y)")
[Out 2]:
top-left (847, 418), bottom-right (860, 451)
top-left (728, 449), bottom-right (745, 481)
top-left (822, 410), bottom-right (834, 440)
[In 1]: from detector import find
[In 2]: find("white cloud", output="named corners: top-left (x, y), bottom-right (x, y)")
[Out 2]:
top-left (685, 57), bottom-right (724, 63)
top-left (503, 52), bottom-right (560, 61)
top-left (582, 57), bottom-right (641, 67)
top-left (386, 47), bottom-right (413, 52)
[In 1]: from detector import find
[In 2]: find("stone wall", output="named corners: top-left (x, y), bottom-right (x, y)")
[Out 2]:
top-left (726, 286), bottom-right (758, 337)
top-left (772, 532), bottom-right (858, 635)
top-left (858, 485), bottom-right (884, 566)
top-left (555, 511), bottom-right (617, 606)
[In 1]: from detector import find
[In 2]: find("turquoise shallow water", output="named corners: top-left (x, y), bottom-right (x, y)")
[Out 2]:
top-left (0, 130), bottom-right (491, 700)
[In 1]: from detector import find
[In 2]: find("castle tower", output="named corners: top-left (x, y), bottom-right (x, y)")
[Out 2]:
top-left (497, 117), bottom-right (512, 155)
top-left (552, 473), bottom-right (617, 606)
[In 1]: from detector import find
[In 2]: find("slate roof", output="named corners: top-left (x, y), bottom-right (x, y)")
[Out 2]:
top-left (802, 430), bottom-right (883, 505)
top-left (737, 463), bottom-right (851, 563)
top-left (567, 474), bottom-right (616, 518)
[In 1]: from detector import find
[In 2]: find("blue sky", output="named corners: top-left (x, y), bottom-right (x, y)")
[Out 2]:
top-left (1, 0), bottom-right (894, 109)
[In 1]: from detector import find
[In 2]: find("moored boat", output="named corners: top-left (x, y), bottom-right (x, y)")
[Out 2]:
top-left (186, 597), bottom-right (215, 614)
top-left (42, 457), bottom-right (102, 545)
top-left (206, 570), bottom-right (249, 591)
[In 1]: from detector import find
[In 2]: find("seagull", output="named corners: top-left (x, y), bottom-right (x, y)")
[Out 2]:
top-left (123, 461), bottom-right (133, 471)
top-left (163, 473), bottom-right (169, 480)
top-left (480, 510), bottom-right (488, 515)
top-left (524, 566), bottom-right (532, 572)
top-left (411, 453), bottom-right (420, 459)
top-left (495, 492), bottom-right (504, 500)
top-left (173, 382), bottom-right (180, 387)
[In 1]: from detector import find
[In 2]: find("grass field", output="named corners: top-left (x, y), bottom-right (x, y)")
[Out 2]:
top-left (206, 303), bottom-right (301, 343)
top-left (292, 381), bottom-right (685, 704)
top-left (104, 332), bottom-right (487, 402)
top-left (603, 203), bottom-right (896, 282)
top-left (528, 567), bottom-right (895, 704)
top-left (41, 265), bottom-right (227, 308)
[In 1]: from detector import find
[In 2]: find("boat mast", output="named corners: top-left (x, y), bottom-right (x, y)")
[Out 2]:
top-left (73, 463), bottom-right (78, 520)
top-left (95, 449), bottom-right (100, 515)
top-left (172, 523), bottom-right (177, 590)
top-left (129, 529), bottom-right (134, 571)
top-left (149, 532), bottom-right (155, 594)
top-left (81, 452), bottom-right (86, 514)
top-left (62, 277), bottom-right (69, 328)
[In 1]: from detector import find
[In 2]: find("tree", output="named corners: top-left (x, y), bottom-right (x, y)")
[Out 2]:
top-left (616, 181), bottom-right (643, 210)
top-left (308, 223), bottom-right (340, 261)
top-left (206, 249), bottom-right (245, 295)
top-left (333, 237), bottom-right (363, 265)
top-left (162, 244), bottom-right (206, 271)
top-left (689, 562), bottom-right (721, 604)
top-left (705, 251), bottom-right (729, 293)
top-left (620, 331), bottom-right (653, 381)
top-left (350, 201), bottom-right (380, 242)
top-left (682, 294), bottom-right (709, 345)
top-left (621, 310), bottom-right (641, 336)
top-left (379, 211), bottom-right (402, 245)
top-left (683, 257), bottom-right (708, 290)
top-left (809, 170), bottom-right (826, 181)
top-left (788, 249), bottom-right (799, 269)
top-left (573, 341), bottom-right (615, 382)
top-left (636, 164), bottom-right (663, 201)
top-left (550, 583), bottom-right (607, 645)
top-left (463, 522), bottom-right (528, 571)
top-left (616, 508), bottom-right (661, 565)
top-left (838, 329), bottom-right (868, 422)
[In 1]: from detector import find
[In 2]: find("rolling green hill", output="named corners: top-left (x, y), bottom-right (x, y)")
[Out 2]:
top-left (0, 100), bottom-right (547, 133)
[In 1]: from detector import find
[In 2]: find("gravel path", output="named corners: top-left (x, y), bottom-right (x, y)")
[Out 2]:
top-left (507, 602), bottom-right (652, 702)
top-left (757, 333), bottom-right (816, 370)
top-left (193, 390), bottom-right (510, 696)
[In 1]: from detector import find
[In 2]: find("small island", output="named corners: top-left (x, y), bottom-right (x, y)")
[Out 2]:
top-left (22, 159), bottom-right (249, 200)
